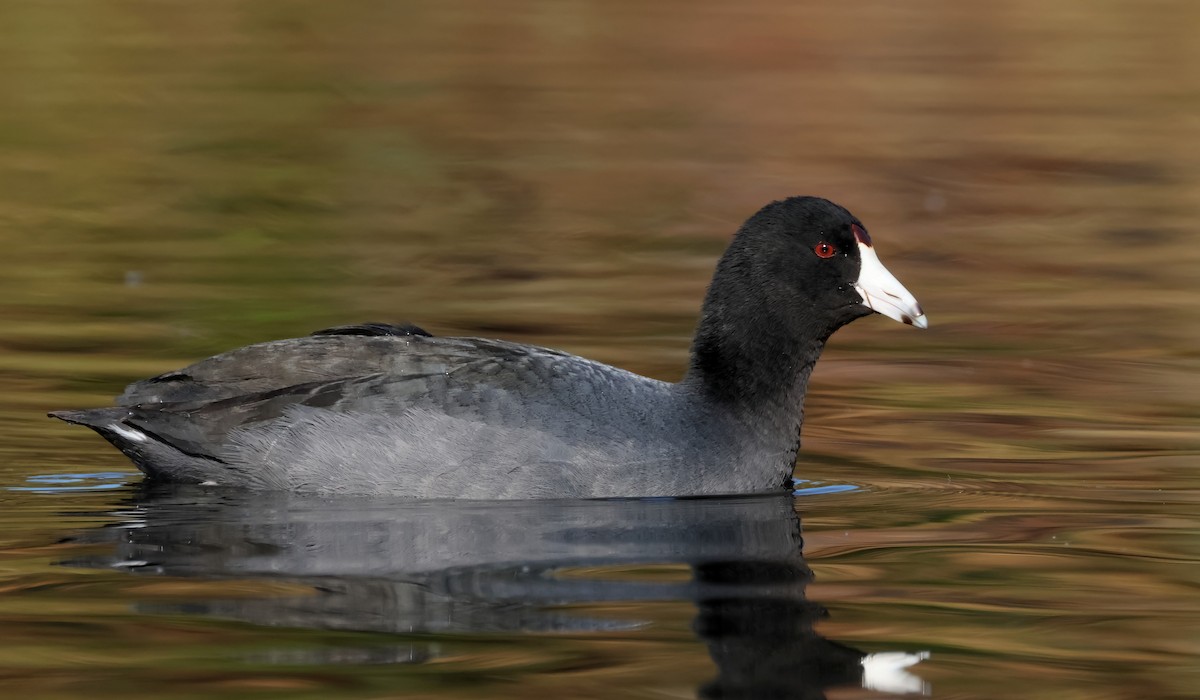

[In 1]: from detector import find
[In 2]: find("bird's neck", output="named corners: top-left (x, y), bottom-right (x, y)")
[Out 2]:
top-left (681, 272), bottom-right (834, 456)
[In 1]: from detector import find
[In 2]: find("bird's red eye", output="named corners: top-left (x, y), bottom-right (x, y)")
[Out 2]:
top-left (814, 242), bottom-right (836, 258)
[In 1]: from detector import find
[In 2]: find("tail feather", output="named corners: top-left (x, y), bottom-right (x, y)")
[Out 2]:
top-left (48, 408), bottom-right (131, 429)
top-left (48, 408), bottom-right (217, 482)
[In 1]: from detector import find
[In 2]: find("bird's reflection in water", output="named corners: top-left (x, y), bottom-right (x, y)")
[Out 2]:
top-left (65, 486), bottom-right (928, 697)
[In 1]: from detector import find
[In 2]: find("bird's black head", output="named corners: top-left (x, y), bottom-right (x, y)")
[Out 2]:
top-left (719, 196), bottom-right (926, 334)
top-left (687, 196), bottom-right (926, 405)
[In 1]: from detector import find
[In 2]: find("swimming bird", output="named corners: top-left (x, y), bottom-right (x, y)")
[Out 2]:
top-left (50, 196), bottom-right (926, 499)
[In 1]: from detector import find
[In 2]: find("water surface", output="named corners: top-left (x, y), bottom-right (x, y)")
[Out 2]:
top-left (1, 1), bottom-right (1197, 698)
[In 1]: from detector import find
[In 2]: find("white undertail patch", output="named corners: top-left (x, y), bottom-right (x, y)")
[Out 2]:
top-left (108, 423), bottom-right (148, 443)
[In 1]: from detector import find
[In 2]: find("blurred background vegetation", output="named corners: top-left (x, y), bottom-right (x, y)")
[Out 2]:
top-left (0, 3), bottom-right (1197, 696)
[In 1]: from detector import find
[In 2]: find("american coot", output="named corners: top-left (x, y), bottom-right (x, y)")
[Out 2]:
top-left (51, 196), bottom-right (926, 499)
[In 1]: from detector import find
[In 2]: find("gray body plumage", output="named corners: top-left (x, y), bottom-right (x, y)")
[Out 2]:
top-left (54, 333), bottom-right (796, 498)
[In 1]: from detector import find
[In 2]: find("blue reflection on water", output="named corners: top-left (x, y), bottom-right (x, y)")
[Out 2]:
top-left (792, 479), bottom-right (859, 496)
top-left (9, 472), bottom-right (133, 493)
